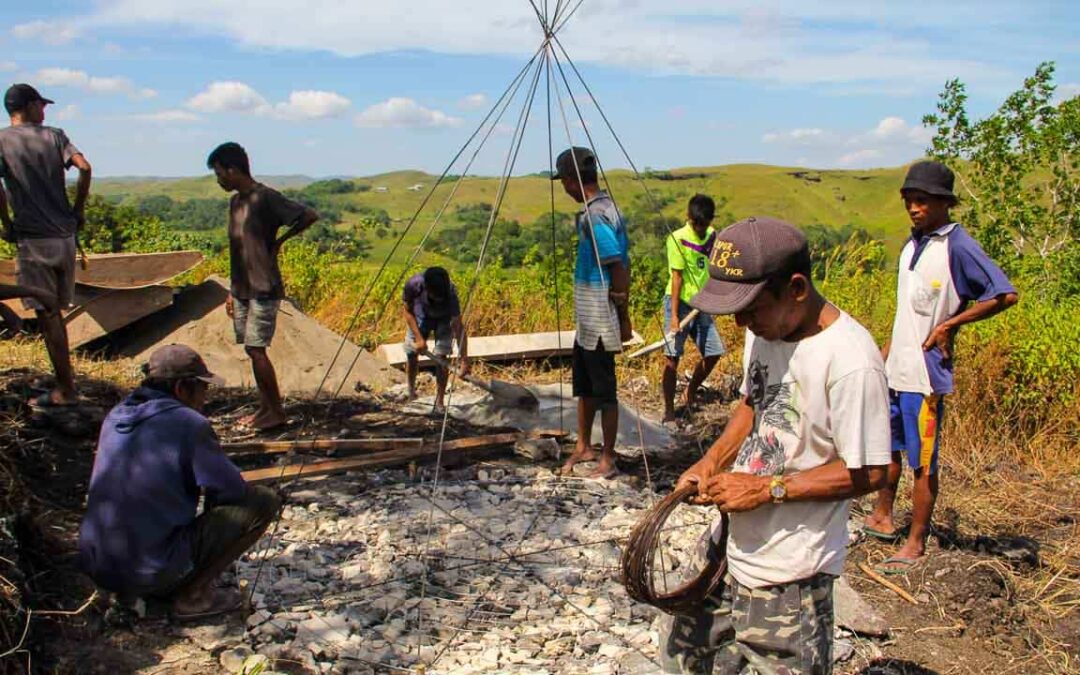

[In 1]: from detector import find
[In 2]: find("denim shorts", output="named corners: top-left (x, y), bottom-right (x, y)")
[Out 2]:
top-left (662, 295), bottom-right (726, 359)
top-left (403, 318), bottom-right (454, 356)
top-left (233, 297), bottom-right (280, 348)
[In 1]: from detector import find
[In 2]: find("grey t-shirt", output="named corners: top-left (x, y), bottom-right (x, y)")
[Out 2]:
top-left (228, 183), bottom-right (306, 300)
top-left (0, 124), bottom-right (80, 239)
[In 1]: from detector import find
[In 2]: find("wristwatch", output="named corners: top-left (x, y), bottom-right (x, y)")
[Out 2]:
top-left (769, 475), bottom-right (787, 503)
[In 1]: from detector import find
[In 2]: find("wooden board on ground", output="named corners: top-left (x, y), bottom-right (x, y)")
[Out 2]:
top-left (0, 284), bottom-right (176, 347)
top-left (66, 286), bottom-right (176, 347)
top-left (0, 250), bottom-right (203, 289)
top-left (377, 330), bottom-right (644, 367)
top-left (223, 437), bottom-right (424, 458)
top-left (241, 430), bottom-right (566, 484)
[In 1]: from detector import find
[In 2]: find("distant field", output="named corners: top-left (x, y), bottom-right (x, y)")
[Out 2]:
top-left (92, 163), bottom-right (916, 260)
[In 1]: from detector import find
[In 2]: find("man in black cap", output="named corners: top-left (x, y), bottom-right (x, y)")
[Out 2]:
top-left (663, 216), bottom-right (891, 674)
top-left (79, 344), bottom-right (281, 619)
top-left (864, 160), bottom-right (1017, 572)
top-left (552, 146), bottom-right (631, 479)
top-left (0, 83), bottom-right (92, 407)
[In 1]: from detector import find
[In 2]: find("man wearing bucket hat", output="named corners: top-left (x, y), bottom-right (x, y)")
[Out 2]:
top-left (664, 217), bottom-right (891, 673)
top-left (0, 83), bottom-right (92, 408)
top-left (863, 160), bottom-right (1017, 573)
top-left (79, 344), bottom-right (281, 620)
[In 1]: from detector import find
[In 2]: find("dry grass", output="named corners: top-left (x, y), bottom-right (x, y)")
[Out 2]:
top-left (1, 269), bottom-right (1078, 670)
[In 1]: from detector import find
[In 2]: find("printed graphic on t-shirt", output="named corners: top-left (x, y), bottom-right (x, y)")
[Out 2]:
top-left (736, 359), bottom-right (800, 476)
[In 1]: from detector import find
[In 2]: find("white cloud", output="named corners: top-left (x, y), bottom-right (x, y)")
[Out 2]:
top-left (270, 90), bottom-right (351, 120)
top-left (1057, 83), bottom-right (1080, 103)
top-left (11, 20), bottom-right (79, 45)
top-left (458, 93), bottom-right (489, 110)
top-left (186, 82), bottom-right (349, 120)
top-left (132, 109), bottom-right (201, 123)
top-left (54, 104), bottom-right (80, 121)
top-left (838, 148), bottom-right (883, 166)
top-left (0, 61), bottom-right (16, 72)
top-left (869, 116), bottom-right (932, 144)
top-left (187, 81), bottom-right (267, 113)
top-left (762, 128), bottom-right (824, 143)
top-left (763, 116), bottom-right (932, 168)
top-left (354, 97), bottom-right (462, 129)
top-left (73, 0), bottom-right (1034, 91)
top-left (34, 67), bottom-right (156, 99)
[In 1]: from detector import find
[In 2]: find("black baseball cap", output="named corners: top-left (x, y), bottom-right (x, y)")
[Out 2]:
top-left (144, 344), bottom-right (225, 386)
top-left (4, 84), bottom-right (54, 115)
top-left (689, 216), bottom-right (809, 315)
top-left (551, 146), bottom-right (596, 180)
top-left (900, 160), bottom-right (957, 201)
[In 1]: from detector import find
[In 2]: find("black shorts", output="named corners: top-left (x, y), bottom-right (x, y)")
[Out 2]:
top-left (572, 339), bottom-right (618, 406)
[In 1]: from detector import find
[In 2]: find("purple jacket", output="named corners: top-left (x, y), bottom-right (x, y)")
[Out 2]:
top-left (78, 387), bottom-right (247, 593)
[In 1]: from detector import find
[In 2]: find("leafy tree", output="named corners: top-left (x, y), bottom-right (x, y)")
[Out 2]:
top-left (924, 61), bottom-right (1079, 296)
top-left (79, 194), bottom-right (217, 253)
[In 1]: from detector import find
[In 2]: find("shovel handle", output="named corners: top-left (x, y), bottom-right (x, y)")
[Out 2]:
top-left (626, 309), bottom-right (702, 360)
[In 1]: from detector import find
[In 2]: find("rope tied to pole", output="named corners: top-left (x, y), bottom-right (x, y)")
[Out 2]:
top-left (621, 485), bottom-right (728, 615)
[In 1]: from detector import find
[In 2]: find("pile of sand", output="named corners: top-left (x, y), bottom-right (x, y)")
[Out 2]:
top-left (111, 276), bottom-right (402, 395)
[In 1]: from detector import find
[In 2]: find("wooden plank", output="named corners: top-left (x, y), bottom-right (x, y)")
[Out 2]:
top-left (1, 285), bottom-right (107, 321)
top-left (223, 437), bottom-right (424, 457)
top-left (378, 330), bottom-right (644, 367)
top-left (0, 284), bottom-right (176, 345)
top-left (65, 286), bottom-right (176, 347)
top-left (241, 430), bottom-right (567, 484)
top-left (0, 250), bottom-right (203, 289)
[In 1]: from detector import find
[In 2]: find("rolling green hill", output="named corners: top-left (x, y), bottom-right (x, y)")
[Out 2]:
top-left (93, 163), bottom-right (916, 259)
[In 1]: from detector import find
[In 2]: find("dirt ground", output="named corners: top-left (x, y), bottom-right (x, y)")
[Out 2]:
top-left (1, 365), bottom-right (1078, 674)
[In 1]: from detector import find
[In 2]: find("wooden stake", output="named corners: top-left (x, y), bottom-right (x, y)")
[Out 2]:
top-left (240, 430), bottom-right (566, 484)
top-left (858, 562), bottom-right (919, 605)
top-left (223, 437), bottom-right (424, 457)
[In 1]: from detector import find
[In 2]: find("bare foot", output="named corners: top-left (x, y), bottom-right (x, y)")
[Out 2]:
top-left (251, 407), bottom-right (287, 430)
top-left (560, 444), bottom-right (599, 475)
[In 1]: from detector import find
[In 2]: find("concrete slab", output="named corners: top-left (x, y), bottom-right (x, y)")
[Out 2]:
top-left (378, 330), bottom-right (644, 366)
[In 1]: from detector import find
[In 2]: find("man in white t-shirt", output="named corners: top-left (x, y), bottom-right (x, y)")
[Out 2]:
top-left (660, 216), bottom-right (892, 674)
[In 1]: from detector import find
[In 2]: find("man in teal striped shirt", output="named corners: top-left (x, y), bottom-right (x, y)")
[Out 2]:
top-left (552, 147), bottom-right (631, 479)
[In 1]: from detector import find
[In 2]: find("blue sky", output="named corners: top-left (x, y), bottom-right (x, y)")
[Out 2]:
top-left (3, 0), bottom-right (1077, 177)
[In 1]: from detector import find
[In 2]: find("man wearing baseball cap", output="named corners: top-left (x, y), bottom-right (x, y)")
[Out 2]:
top-left (79, 344), bottom-right (280, 620)
top-left (663, 217), bottom-right (891, 673)
top-left (0, 83), bottom-right (92, 407)
top-left (552, 146), bottom-right (632, 479)
top-left (864, 160), bottom-right (1017, 572)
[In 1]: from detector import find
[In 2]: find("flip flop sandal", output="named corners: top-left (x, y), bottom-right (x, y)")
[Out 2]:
top-left (875, 556), bottom-right (921, 576)
top-left (584, 466), bottom-right (619, 481)
top-left (862, 525), bottom-right (902, 542)
top-left (29, 392), bottom-right (79, 409)
top-left (172, 588), bottom-right (243, 622)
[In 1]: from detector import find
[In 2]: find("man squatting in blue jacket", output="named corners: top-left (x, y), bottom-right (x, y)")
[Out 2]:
top-left (78, 344), bottom-right (280, 619)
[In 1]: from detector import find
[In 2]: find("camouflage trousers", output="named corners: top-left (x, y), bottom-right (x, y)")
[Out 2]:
top-left (659, 525), bottom-right (835, 675)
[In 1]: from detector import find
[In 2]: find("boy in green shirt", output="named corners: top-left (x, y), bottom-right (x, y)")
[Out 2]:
top-left (662, 194), bottom-right (726, 423)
